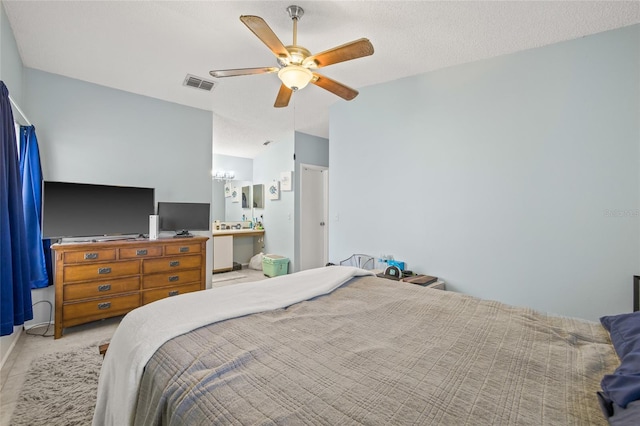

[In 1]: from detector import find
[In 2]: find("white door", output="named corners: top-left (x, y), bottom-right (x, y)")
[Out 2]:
top-left (300, 165), bottom-right (328, 270)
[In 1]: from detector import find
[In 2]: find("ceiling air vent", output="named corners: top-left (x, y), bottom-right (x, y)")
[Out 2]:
top-left (183, 74), bottom-right (216, 92)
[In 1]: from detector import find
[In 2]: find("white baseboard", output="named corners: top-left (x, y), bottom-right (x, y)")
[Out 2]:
top-left (0, 327), bottom-right (23, 372)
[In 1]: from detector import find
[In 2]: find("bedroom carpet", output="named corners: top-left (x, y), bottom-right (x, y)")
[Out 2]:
top-left (9, 343), bottom-right (104, 426)
top-left (1, 269), bottom-right (267, 425)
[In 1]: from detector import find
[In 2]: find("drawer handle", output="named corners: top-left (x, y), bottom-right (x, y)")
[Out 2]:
top-left (169, 261), bottom-right (180, 267)
top-left (84, 252), bottom-right (98, 260)
top-left (98, 267), bottom-right (111, 275)
top-left (168, 290), bottom-right (179, 297)
top-left (179, 247), bottom-right (189, 253)
top-left (168, 275), bottom-right (179, 282)
top-left (97, 284), bottom-right (111, 292)
top-left (98, 302), bottom-right (111, 310)
top-left (136, 249), bottom-right (148, 256)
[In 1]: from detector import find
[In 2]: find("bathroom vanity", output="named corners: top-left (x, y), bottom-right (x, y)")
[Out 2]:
top-left (212, 227), bottom-right (264, 273)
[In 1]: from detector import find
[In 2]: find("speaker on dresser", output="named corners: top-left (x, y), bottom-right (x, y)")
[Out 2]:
top-left (149, 215), bottom-right (159, 240)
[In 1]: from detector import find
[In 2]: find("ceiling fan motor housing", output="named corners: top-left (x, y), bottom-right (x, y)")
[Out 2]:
top-left (286, 5), bottom-right (304, 21)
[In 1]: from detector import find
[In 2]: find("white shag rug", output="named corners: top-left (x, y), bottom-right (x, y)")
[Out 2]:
top-left (10, 343), bottom-right (103, 426)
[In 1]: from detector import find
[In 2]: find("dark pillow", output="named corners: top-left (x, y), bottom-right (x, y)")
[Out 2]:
top-left (599, 312), bottom-right (640, 409)
top-left (601, 311), bottom-right (640, 358)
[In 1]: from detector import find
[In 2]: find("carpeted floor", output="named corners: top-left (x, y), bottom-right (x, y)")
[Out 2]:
top-left (10, 343), bottom-right (103, 426)
top-left (4, 269), bottom-right (267, 425)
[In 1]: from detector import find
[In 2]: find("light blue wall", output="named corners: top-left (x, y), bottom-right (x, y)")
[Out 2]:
top-left (19, 69), bottom-right (213, 325)
top-left (329, 24), bottom-right (640, 321)
top-left (0, 1), bottom-right (22, 104)
top-left (254, 136), bottom-right (295, 270)
top-left (213, 154), bottom-right (253, 182)
top-left (213, 154), bottom-right (253, 222)
top-left (25, 69), bottom-right (212, 204)
top-left (295, 132), bottom-right (329, 168)
top-left (294, 132), bottom-right (329, 272)
top-left (213, 148), bottom-right (301, 269)
top-left (223, 180), bottom-right (252, 222)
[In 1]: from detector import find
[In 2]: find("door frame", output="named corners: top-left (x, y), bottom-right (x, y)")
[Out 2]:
top-left (299, 163), bottom-right (329, 269)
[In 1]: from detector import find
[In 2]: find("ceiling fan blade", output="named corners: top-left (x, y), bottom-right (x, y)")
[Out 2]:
top-left (303, 38), bottom-right (374, 68)
top-left (274, 84), bottom-right (293, 108)
top-left (240, 15), bottom-right (291, 61)
top-left (209, 67), bottom-right (278, 78)
top-left (311, 73), bottom-right (358, 101)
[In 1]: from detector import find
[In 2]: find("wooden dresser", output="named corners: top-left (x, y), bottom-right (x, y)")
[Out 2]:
top-left (52, 236), bottom-right (208, 339)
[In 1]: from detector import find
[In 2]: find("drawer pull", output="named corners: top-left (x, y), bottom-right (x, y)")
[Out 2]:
top-left (84, 252), bottom-right (98, 260)
top-left (169, 261), bottom-right (180, 267)
top-left (168, 275), bottom-right (179, 282)
top-left (98, 267), bottom-right (112, 275)
top-left (168, 290), bottom-right (179, 297)
top-left (179, 247), bottom-right (189, 253)
top-left (98, 302), bottom-right (111, 310)
top-left (136, 249), bottom-right (148, 256)
top-left (97, 284), bottom-right (111, 292)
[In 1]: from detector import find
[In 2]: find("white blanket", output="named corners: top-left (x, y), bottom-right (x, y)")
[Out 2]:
top-left (92, 266), bottom-right (373, 426)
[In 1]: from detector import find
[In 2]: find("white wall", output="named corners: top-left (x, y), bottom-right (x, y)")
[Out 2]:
top-left (0, 0), bottom-right (25, 367)
top-left (329, 24), bottom-right (639, 321)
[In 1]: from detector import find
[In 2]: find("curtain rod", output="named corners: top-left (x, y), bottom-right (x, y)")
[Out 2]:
top-left (8, 94), bottom-right (32, 126)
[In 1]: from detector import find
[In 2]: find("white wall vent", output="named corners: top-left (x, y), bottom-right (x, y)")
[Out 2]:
top-left (183, 74), bottom-right (216, 91)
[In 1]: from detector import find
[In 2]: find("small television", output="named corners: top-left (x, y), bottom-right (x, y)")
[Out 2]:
top-left (42, 181), bottom-right (155, 239)
top-left (157, 202), bottom-right (210, 236)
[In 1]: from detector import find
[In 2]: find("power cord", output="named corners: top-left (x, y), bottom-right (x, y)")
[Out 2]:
top-left (25, 300), bottom-right (54, 337)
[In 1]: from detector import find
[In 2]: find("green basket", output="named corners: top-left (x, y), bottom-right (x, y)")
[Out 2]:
top-left (262, 254), bottom-right (289, 277)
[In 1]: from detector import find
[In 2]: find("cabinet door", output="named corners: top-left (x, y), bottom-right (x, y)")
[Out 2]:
top-left (213, 236), bottom-right (233, 271)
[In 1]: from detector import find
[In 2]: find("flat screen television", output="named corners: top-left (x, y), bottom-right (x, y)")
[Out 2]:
top-left (42, 181), bottom-right (155, 239)
top-left (157, 202), bottom-right (210, 236)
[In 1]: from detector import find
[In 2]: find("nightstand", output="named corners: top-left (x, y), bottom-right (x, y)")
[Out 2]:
top-left (400, 274), bottom-right (445, 290)
top-left (422, 280), bottom-right (446, 290)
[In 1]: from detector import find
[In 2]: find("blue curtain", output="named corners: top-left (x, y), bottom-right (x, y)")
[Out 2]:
top-left (19, 125), bottom-right (50, 288)
top-left (1, 81), bottom-right (33, 336)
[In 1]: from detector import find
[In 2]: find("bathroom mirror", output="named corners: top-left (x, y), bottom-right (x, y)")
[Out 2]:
top-left (241, 185), bottom-right (251, 209)
top-left (253, 184), bottom-right (264, 209)
top-left (212, 179), bottom-right (252, 222)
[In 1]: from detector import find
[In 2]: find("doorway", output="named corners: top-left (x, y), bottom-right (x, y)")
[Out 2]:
top-left (299, 164), bottom-right (328, 270)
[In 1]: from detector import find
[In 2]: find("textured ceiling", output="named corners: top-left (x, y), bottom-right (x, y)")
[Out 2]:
top-left (3, 1), bottom-right (639, 158)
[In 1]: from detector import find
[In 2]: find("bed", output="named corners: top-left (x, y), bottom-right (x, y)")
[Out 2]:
top-left (92, 266), bottom-right (637, 425)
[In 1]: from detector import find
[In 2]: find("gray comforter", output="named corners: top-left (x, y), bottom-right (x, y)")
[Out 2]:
top-left (134, 275), bottom-right (618, 425)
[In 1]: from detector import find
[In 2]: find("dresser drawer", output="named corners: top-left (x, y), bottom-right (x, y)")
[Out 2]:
top-left (119, 246), bottom-right (163, 259)
top-left (142, 269), bottom-right (201, 289)
top-left (142, 254), bottom-right (201, 274)
top-left (142, 282), bottom-right (201, 305)
top-left (63, 277), bottom-right (140, 301)
top-left (63, 293), bottom-right (140, 323)
top-left (63, 260), bottom-right (140, 283)
top-left (64, 249), bottom-right (116, 264)
top-left (164, 243), bottom-right (201, 255)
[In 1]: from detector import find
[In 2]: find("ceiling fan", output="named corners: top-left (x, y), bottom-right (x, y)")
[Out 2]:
top-left (209, 5), bottom-right (374, 108)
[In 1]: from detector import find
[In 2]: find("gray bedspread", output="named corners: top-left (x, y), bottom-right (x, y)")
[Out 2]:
top-left (134, 275), bottom-right (618, 425)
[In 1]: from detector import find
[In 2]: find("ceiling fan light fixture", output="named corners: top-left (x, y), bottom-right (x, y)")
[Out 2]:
top-left (278, 65), bottom-right (313, 91)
